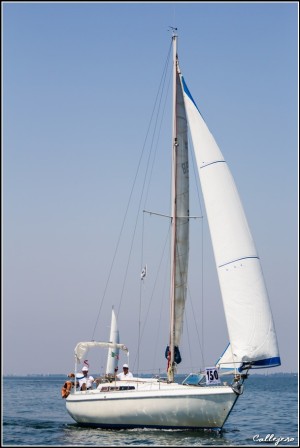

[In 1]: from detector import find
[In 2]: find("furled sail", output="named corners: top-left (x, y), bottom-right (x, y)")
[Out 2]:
top-left (167, 60), bottom-right (189, 364)
top-left (172, 67), bottom-right (189, 350)
top-left (106, 307), bottom-right (120, 375)
top-left (180, 74), bottom-right (280, 370)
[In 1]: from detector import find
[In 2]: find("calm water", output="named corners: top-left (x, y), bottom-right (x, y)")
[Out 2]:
top-left (2, 374), bottom-right (298, 446)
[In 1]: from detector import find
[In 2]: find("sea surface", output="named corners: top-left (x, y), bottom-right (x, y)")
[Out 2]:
top-left (2, 374), bottom-right (298, 447)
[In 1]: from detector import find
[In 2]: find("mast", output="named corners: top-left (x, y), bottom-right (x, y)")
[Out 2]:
top-left (168, 31), bottom-right (178, 382)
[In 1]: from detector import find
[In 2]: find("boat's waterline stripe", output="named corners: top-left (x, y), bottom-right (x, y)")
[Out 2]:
top-left (74, 422), bottom-right (224, 430)
top-left (67, 390), bottom-right (235, 404)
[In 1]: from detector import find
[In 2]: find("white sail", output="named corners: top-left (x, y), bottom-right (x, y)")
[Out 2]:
top-left (180, 75), bottom-right (280, 370)
top-left (106, 307), bottom-right (120, 375)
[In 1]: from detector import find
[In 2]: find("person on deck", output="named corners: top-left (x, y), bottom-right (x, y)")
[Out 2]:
top-left (116, 364), bottom-right (133, 380)
top-left (78, 366), bottom-right (95, 390)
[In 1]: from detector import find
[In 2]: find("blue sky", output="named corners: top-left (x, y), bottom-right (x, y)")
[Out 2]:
top-left (3, 2), bottom-right (298, 375)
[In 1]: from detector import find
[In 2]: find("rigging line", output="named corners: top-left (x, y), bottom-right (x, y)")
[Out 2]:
top-left (184, 304), bottom-right (193, 370)
top-left (132, 220), bottom-right (171, 371)
top-left (139, 222), bottom-right (171, 342)
top-left (116, 44), bottom-right (173, 317)
top-left (143, 63), bottom-right (172, 209)
top-left (201, 219), bottom-right (204, 365)
top-left (186, 280), bottom-right (205, 368)
top-left (152, 244), bottom-right (170, 372)
top-left (189, 133), bottom-right (204, 219)
top-left (136, 210), bottom-right (146, 378)
top-left (189, 131), bottom-right (205, 363)
top-left (91, 42), bottom-right (173, 340)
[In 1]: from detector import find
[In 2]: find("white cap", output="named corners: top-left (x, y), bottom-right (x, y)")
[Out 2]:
top-left (82, 366), bottom-right (89, 371)
top-left (123, 363), bottom-right (129, 368)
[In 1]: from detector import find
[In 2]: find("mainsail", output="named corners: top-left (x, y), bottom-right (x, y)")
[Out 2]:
top-left (180, 74), bottom-right (280, 370)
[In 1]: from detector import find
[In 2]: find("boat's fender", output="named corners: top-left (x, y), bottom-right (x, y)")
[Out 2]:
top-left (61, 380), bottom-right (73, 398)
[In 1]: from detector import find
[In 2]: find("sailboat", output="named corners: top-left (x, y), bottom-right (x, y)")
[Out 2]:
top-left (65, 32), bottom-right (280, 430)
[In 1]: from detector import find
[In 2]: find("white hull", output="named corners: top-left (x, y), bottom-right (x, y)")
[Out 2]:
top-left (66, 379), bottom-right (238, 429)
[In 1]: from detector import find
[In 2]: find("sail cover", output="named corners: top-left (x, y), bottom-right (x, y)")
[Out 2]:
top-left (74, 341), bottom-right (128, 363)
top-left (173, 69), bottom-right (189, 348)
top-left (180, 75), bottom-right (280, 369)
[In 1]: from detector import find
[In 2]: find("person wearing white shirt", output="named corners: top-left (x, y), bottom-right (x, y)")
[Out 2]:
top-left (78, 366), bottom-right (95, 390)
top-left (116, 363), bottom-right (133, 380)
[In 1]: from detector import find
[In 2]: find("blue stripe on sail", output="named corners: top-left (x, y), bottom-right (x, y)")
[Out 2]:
top-left (217, 344), bottom-right (281, 371)
top-left (220, 366), bottom-right (243, 372)
top-left (181, 76), bottom-right (202, 116)
top-left (217, 342), bottom-right (230, 361)
top-left (199, 160), bottom-right (226, 170)
top-left (242, 357), bottom-right (281, 369)
top-left (218, 256), bottom-right (259, 268)
top-left (215, 342), bottom-right (230, 366)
